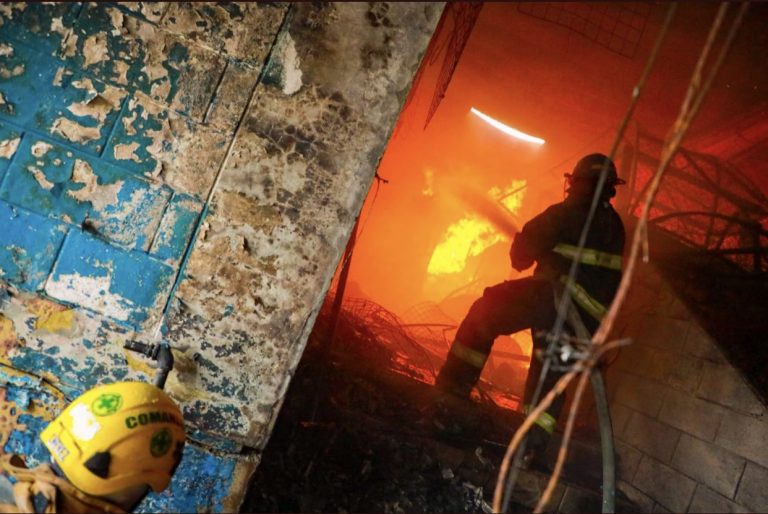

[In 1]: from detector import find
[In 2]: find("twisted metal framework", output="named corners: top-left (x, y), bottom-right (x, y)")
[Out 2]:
top-left (315, 288), bottom-right (527, 409)
top-left (316, 291), bottom-right (445, 384)
top-left (495, 2), bottom-right (752, 512)
top-left (622, 132), bottom-right (768, 273)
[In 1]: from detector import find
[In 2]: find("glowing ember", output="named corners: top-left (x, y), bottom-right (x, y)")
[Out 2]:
top-left (427, 180), bottom-right (527, 275)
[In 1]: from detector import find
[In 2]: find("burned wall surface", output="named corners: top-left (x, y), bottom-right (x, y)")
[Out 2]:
top-left (162, 2), bottom-right (444, 448)
top-left (601, 261), bottom-right (768, 513)
top-left (0, 2), bottom-right (441, 511)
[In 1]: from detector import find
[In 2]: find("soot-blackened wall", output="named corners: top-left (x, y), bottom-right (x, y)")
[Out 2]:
top-left (0, 3), bottom-right (441, 510)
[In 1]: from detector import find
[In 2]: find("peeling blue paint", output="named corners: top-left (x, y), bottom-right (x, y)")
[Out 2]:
top-left (7, 348), bottom-right (85, 399)
top-left (149, 193), bottom-right (203, 265)
top-left (0, 367), bottom-right (44, 393)
top-left (43, 345), bottom-right (60, 356)
top-left (0, 384), bottom-right (62, 466)
top-left (86, 174), bottom-right (172, 252)
top-left (0, 131), bottom-right (177, 251)
top-left (0, 125), bottom-right (21, 176)
top-left (58, 4), bottom-right (147, 91)
top-left (34, 66), bottom-right (127, 155)
top-left (0, 40), bottom-right (57, 129)
top-left (137, 444), bottom-right (238, 514)
top-left (59, 4), bottom-right (217, 118)
top-left (3, 412), bottom-right (51, 466)
top-left (45, 230), bottom-right (175, 329)
top-left (160, 40), bottom-right (188, 106)
top-left (0, 3), bottom-right (82, 54)
top-left (5, 385), bottom-right (31, 409)
top-left (0, 40), bottom-right (126, 155)
top-left (0, 201), bottom-right (67, 291)
top-left (0, 135), bottom-right (90, 224)
top-left (103, 94), bottom-right (173, 179)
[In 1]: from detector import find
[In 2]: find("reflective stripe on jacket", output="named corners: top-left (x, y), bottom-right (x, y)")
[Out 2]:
top-left (511, 195), bottom-right (625, 325)
top-left (523, 404), bottom-right (557, 435)
top-left (555, 241), bottom-right (623, 320)
top-left (560, 275), bottom-right (607, 321)
top-left (552, 243), bottom-right (622, 271)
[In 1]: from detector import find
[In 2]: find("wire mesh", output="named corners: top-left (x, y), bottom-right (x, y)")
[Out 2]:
top-left (517, 2), bottom-right (650, 58)
top-left (624, 132), bottom-right (768, 272)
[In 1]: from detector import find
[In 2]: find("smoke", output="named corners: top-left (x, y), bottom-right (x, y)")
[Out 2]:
top-left (453, 183), bottom-right (520, 239)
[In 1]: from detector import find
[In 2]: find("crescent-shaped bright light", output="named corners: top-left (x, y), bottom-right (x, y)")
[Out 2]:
top-left (470, 107), bottom-right (545, 145)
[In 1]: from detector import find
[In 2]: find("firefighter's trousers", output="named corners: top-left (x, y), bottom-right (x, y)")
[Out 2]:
top-left (436, 277), bottom-right (567, 439)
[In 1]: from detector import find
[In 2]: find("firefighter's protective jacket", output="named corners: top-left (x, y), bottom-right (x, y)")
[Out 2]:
top-left (510, 194), bottom-right (625, 326)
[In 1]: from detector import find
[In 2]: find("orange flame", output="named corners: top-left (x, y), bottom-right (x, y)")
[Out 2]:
top-left (427, 180), bottom-right (526, 276)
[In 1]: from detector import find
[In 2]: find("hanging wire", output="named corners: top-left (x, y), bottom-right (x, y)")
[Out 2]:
top-left (495, 2), bottom-right (679, 510)
top-left (493, 2), bottom-right (751, 511)
top-left (593, 1), bottom-right (750, 347)
top-left (537, 5), bottom-right (749, 511)
top-left (332, 172), bottom-right (389, 280)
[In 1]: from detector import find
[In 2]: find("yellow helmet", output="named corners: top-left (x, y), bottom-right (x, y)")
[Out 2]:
top-left (40, 381), bottom-right (185, 497)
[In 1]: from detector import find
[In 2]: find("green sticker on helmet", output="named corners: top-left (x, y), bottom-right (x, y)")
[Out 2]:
top-left (91, 393), bottom-right (123, 416)
top-left (150, 428), bottom-right (173, 457)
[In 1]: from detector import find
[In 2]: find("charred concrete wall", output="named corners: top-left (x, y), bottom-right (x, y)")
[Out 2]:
top-left (602, 262), bottom-right (768, 512)
top-left (0, 2), bottom-right (441, 511)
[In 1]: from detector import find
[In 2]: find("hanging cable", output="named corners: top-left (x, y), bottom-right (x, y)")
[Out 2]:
top-left (333, 172), bottom-right (388, 279)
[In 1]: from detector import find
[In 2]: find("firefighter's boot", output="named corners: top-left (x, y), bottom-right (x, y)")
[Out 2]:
top-left (436, 339), bottom-right (491, 398)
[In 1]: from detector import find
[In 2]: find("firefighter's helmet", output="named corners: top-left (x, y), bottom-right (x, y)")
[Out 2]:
top-left (40, 381), bottom-right (185, 497)
top-left (565, 153), bottom-right (626, 187)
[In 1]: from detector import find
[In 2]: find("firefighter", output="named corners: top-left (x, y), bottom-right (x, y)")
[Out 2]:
top-left (435, 153), bottom-right (625, 460)
top-left (0, 381), bottom-right (185, 513)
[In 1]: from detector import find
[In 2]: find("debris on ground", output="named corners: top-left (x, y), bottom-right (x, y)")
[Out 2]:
top-left (242, 292), bottom-right (640, 513)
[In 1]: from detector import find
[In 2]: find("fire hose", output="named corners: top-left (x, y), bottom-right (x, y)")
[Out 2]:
top-left (558, 288), bottom-right (615, 513)
top-left (590, 369), bottom-right (615, 513)
top-left (501, 290), bottom-right (616, 513)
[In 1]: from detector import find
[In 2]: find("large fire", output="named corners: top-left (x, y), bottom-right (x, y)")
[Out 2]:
top-left (427, 179), bottom-right (527, 276)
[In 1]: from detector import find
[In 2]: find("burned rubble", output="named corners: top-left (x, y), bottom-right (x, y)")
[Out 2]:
top-left (243, 290), bottom-right (641, 513)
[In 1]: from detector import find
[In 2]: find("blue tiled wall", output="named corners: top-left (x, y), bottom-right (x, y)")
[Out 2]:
top-left (0, 2), bottom-right (265, 511)
top-left (0, 3), bottom-right (211, 331)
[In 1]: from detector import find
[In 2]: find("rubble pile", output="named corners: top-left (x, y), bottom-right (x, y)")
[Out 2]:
top-left (243, 293), bottom-right (522, 513)
top-left (242, 292), bottom-right (640, 513)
